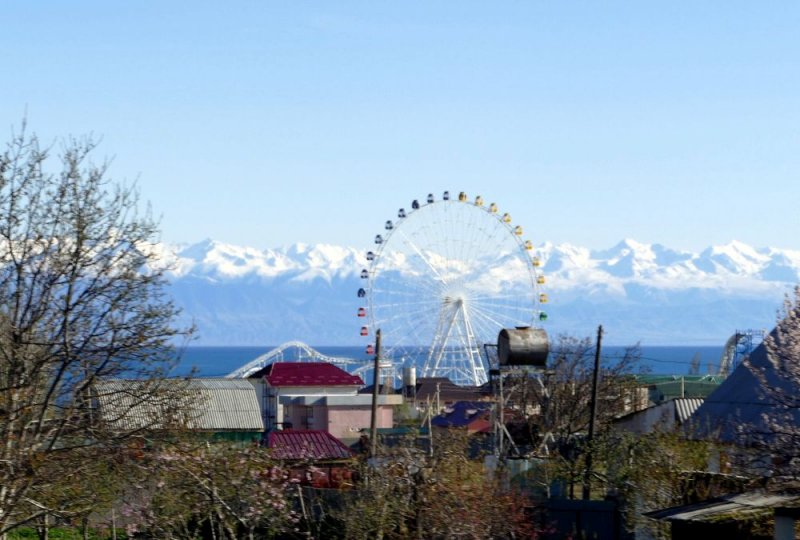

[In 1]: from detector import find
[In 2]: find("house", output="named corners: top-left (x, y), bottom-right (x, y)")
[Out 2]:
top-left (613, 397), bottom-right (704, 435)
top-left (249, 362), bottom-right (403, 442)
top-left (267, 429), bottom-right (357, 489)
top-left (413, 377), bottom-right (489, 411)
top-left (431, 401), bottom-right (493, 433)
top-left (93, 378), bottom-right (264, 442)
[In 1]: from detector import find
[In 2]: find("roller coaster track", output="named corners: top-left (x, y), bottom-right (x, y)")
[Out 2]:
top-left (225, 341), bottom-right (357, 378)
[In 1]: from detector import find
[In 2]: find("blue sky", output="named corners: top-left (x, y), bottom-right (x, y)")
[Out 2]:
top-left (2, 2), bottom-right (798, 251)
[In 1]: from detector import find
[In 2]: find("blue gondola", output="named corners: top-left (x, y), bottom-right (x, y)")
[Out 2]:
top-left (385, 220), bottom-right (393, 230)
top-left (443, 190), bottom-right (450, 200)
top-left (412, 200), bottom-right (420, 210)
top-left (398, 208), bottom-right (406, 218)
top-left (357, 288), bottom-right (366, 297)
top-left (427, 193), bottom-right (434, 203)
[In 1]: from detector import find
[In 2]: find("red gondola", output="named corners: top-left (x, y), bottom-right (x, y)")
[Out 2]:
top-left (357, 307), bottom-right (366, 317)
top-left (360, 326), bottom-right (369, 336)
top-left (365, 344), bottom-right (375, 355)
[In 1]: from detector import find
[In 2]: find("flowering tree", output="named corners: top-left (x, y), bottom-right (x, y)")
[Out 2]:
top-left (326, 430), bottom-right (539, 539)
top-left (751, 286), bottom-right (800, 481)
top-left (124, 441), bottom-right (299, 540)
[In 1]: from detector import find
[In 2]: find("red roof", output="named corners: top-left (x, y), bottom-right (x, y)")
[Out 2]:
top-left (268, 430), bottom-right (355, 460)
top-left (265, 362), bottom-right (363, 387)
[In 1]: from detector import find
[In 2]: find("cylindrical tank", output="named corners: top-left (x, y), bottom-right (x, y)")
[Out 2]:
top-left (497, 327), bottom-right (549, 367)
top-left (403, 367), bottom-right (417, 387)
top-left (403, 367), bottom-right (417, 399)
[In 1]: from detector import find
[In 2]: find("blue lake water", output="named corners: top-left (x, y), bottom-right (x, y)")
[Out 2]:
top-left (174, 345), bottom-right (728, 378)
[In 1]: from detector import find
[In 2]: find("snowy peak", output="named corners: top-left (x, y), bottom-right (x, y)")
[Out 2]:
top-left (157, 238), bottom-right (800, 290)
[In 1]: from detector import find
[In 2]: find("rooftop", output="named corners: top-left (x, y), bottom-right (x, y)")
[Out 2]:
top-left (264, 362), bottom-right (364, 387)
top-left (268, 429), bottom-right (355, 460)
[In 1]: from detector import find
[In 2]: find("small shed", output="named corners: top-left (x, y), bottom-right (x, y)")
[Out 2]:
top-left (268, 430), bottom-right (356, 488)
top-left (645, 491), bottom-right (800, 540)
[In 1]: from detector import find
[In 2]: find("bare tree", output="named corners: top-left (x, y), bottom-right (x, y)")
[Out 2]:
top-left (0, 123), bottom-right (191, 534)
top-left (501, 335), bottom-right (643, 498)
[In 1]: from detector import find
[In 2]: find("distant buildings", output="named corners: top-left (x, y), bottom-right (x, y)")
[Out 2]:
top-left (247, 361), bottom-right (402, 443)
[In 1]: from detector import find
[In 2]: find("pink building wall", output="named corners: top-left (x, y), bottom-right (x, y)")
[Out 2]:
top-left (283, 404), bottom-right (393, 440)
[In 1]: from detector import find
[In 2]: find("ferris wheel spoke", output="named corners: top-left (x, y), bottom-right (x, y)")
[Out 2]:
top-left (470, 298), bottom-right (535, 321)
top-left (397, 229), bottom-right (449, 286)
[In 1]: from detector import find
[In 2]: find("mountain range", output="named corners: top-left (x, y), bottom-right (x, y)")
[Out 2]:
top-left (157, 239), bottom-right (799, 347)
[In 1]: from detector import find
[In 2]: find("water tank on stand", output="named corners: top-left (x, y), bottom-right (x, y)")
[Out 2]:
top-left (498, 327), bottom-right (549, 367)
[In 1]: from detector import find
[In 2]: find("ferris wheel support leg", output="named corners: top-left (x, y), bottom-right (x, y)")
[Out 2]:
top-left (425, 302), bottom-right (460, 379)
top-left (460, 305), bottom-right (486, 385)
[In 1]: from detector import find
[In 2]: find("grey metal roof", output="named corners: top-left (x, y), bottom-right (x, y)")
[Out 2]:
top-left (691, 330), bottom-right (800, 444)
top-left (646, 491), bottom-right (799, 522)
top-left (674, 398), bottom-right (704, 423)
top-left (94, 378), bottom-right (264, 432)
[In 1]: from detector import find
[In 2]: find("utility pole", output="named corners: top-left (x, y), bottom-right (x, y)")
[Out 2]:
top-left (369, 329), bottom-right (382, 458)
top-left (583, 325), bottom-right (603, 500)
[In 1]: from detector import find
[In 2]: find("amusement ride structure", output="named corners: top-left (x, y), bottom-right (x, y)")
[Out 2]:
top-left (226, 341), bottom-right (356, 378)
top-left (357, 191), bottom-right (548, 386)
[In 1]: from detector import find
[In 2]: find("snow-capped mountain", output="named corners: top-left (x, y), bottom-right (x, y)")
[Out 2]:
top-left (160, 239), bottom-right (800, 346)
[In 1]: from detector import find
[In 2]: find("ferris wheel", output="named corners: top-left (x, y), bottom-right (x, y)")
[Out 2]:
top-left (356, 191), bottom-right (548, 387)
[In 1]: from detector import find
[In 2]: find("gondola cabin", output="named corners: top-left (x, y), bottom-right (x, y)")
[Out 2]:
top-left (502, 213), bottom-right (512, 223)
top-left (537, 275), bottom-right (546, 285)
top-left (357, 288), bottom-right (366, 298)
top-left (524, 240), bottom-right (533, 250)
top-left (360, 326), bottom-right (369, 337)
top-left (365, 344), bottom-right (375, 355)
top-left (357, 307), bottom-right (366, 318)
top-left (398, 208), bottom-right (406, 218)
top-left (412, 200), bottom-right (420, 210)
top-left (474, 195), bottom-right (484, 206)
top-left (489, 203), bottom-right (498, 213)
top-left (539, 293), bottom-right (548, 303)
top-left (443, 190), bottom-right (450, 200)
top-left (360, 269), bottom-right (369, 279)
top-left (385, 220), bottom-right (393, 230)
top-left (532, 257), bottom-right (541, 267)
top-left (427, 193), bottom-right (434, 203)
top-left (458, 191), bottom-right (467, 202)
top-left (375, 235), bottom-right (383, 244)
top-left (539, 312), bottom-right (548, 321)
top-left (366, 251), bottom-right (375, 261)
top-left (514, 225), bottom-right (523, 236)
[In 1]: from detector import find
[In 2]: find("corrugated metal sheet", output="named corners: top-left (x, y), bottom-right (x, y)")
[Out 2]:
top-left (268, 430), bottom-right (355, 460)
top-left (94, 378), bottom-right (264, 432)
top-left (674, 398), bottom-right (704, 423)
top-left (646, 491), bottom-right (799, 522)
